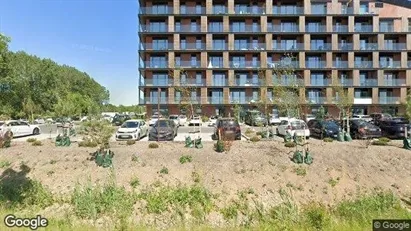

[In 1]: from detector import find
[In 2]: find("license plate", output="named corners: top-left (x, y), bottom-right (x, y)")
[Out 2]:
top-left (120, 135), bottom-right (130, 138)
top-left (369, 129), bottom-right (376, 131)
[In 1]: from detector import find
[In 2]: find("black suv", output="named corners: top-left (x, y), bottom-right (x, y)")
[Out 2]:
top-left (213, 118), bottom-right (241, 140)
top-left (112, 114), bottom-right (131, 126)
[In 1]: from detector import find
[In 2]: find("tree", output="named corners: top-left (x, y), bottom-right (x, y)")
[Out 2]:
top-left (330, 74), bottom-right (353, 134)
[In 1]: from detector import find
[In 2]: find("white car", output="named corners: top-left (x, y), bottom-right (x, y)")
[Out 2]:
top-left (352, 114), bottom-right (372, 122)
top-left (169, 115), bottom-right (180, 126)
top-left (148, 114), bottom-right (161, 126)
top-left (33, 118), bottom-right (45, 124)
top-left (277, 119), bottom-right (310, 138)
top-left (0, 120), bottom-right (41, 138)
top-left (178, 115), bottom-right (187, 126)
top-left (305, 114), bottom-right (315, 122)
top-left (189, 116), bottom-right (202, 126)
top-left (269, 115), bottom-right (281, 125)
top-left (115, 120), bottom-right (148, 141)
top-left (208, 116), bottom-right (218, 127)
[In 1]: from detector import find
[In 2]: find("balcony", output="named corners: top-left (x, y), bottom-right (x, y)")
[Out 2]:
top-left (408, 61), bottom-right (411, 68)
top-left (180, 43), bottom-right (206, 50)
top-left (379, 25), bottom-right (394, 32)
top-left (230, 25), bottom-right (261, 32)
top-left (212, 7), bottom-right (227, 14)
top-left (310, 79), bottom-right (329, 86)
top-left (379, 61), bottom-right (401, 68)
top-left (208, 97), bottom-right (224, 104)
top-left (140, 25), bottom-right (168, 33)
top-left (383, 43), bottom-right (407, 50)
top-left (140, 61), bottom-right (168, 69)
top-left (175, 25), bottom-right (201, 32)
top-left (353, 98), bottom-right (372, 104)
top-left (333, 61), bottom-right (349, 68)
top-left (142, 97), bottom-right (168, 104)
top-left (175, 61), bottom-right (201, 68)
top-left (174, 97), bottom-right (202, 104)
top-left (382, 79), bottom-right (406, 86)
top-left (339, 43), bottom-right (353, 50)
top-left (267, 61), bottom-right (299, 68)
top-left (272, 43), bottom-right (304, 51)
top-left (207, 61), bottom-right (224, 68)
top-left (234, 43), bottom-right (266, 51)
top-left (306, 61), bottom-right (327, 68)
top-left (305, 25), bottom-right (327, 32)
top-left (139, 7), bottom-right (173, 14)
top-left (140, 79), bottom-right (173, 87)
top-left (339, 79), bottom-right (353, 86)
top-left (333, 25), bottom-right (349, 32)
top-left (208, 26), bottom-right (223, 32)
top-left (310, 43), bottom-right (332, 51)
top-left (341, 7), bottom-right (354, 14)
top-left (141, 43), bottom-right (172, 50)
top-left (359, 79), bottom-right (378, 86)
top-left (233, 79), bottom-right (260, 86)
top-left (354, 25), bottom-right (373, 32)
top-left (180, 6), bottom-right (206, 14)
top-left (359, 43), bottom-right (378, 51)
top-left (212, 43), bottom-right (228, 50)
top-left (234, 7), bottom-right (264, 14)
top-left (354, 61), bottom-right (373, 68)
top-left (272, 6), bottom-right (304, 15)
top-left (268, 25), bottom-right (299, 32)
top-left (230, 61), bottom-right (261, 68)
top-left (379, 96), bottom-right (400, 104)
top-left (230, 96), bottom-right (260, 104)
top-left (178, 79), bottom-right (206, 87)
top-left (272, 78), bottom-right (304, 86)
top-left (306, 97), bottom-right (326, 104)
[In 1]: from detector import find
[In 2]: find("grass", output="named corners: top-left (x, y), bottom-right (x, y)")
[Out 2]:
top-left (159, 167), bottom-right (169, 174)
top-left (285, 142), bottom-right (297, 148)
top-left (32, 140), bottom-right (43, 146)
top-left (293, 166), bottom-right (307, 176)
top-left (179, 155), bottom-right (193, 164)
top-left (148, 143), bottom-right (159, 149)
top-left (372, 140), bottom-right (388, 146)
top-left (126, 140), bottom-right (136, 145)
top-left (0, 160), bottom-right (11, 168)
top-left (250, 136), bottom-right (260, 142)
top-left (26, 138), bottom-right (37, 143)
top-left (379, 137), bottom-right (391, 143)
top-left (131, 154), bottom-right (139, 162)
top-left (328, 177), bottom-right (340, 187)
top-left (129, 177), bottom-right (140, 188)
top-left (323, 137), bottom-right (334, 142)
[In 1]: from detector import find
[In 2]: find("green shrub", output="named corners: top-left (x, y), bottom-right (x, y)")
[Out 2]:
top-left (179, 155), bottom-right (193, 164)
top-left (130, 177), bottom-right (140, 188)
top-left (32, 140), bottom-right (43, 146)
top-left (285, 142), bottom-right (296, 148)
top-left (126, 140), bottom-right (136, 145)
top-left (159, 167), bottom-right (168, 174)
top-left (214, 140), bottom-right (225, 152)
top-left (201, 116), bottom-right (209, 122)
top-left (303, 203), bottom-right (330, 230)
top-left (0, 160), bottom-right (11, 168)
top-left (78, 120), bottom-right (115, 148)
top-left (372, 140), bottom-right (388, 146)
top-left (294, 166), bottom-right (307, 176)
top-left (26, 138), bottom-right (37, 143)
top-left (149, 143), bottom-right (159, 149)
top-left (379, 137), bottom-right (391, 143)
top-left (245, 128), bottom-right (254, 134)
top-left (250, 136), bottom-right (260, 142)
top-left (78, 139), bottom-right (98, 147)
top-left (323, 137), bottom-right (334, 142)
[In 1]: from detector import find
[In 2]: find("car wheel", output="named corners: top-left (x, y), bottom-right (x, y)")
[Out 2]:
top-left (276, 128), bottom-right (279, 135)
top-left (33, 128), bottom-right (40, 135)
top-left (136, 133), bottom-right (140, 141)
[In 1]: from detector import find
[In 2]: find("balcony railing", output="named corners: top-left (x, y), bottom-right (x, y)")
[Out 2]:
top-left (180, 43), bottom-right (206, 50)
top-left (339, 79), bottom-right (353, 86)
top-left (174, 97), bottom-right (202, 104)
top-left (354, 61), bottom-right (373, 68)
top-left (140, 61), bottom-right (168, 68)
top-left (272, 43), bottom-right (304, 51)
top-left (379, 61), bottom-right (401, 68)
top-left (267, 61), bottom-right (299, 68)
top-left (268, 25), bottom-right (299, 32)
top-left (382, 79), bottom-right (406, 86)
top-left (234, 43), bottom-right (266, 50)
top-left (229, 96), bottom-right (260, 104)
top-left (306, 61), bottom-right (327, 68)
top-left (310, 79), bottom-right (329, 86)
top-left (139, 7), bottom-right (173, 14)
top-left (354, 25), bottom-right (373, 32)
top-left (353, 97), bottom-right (372, 104)
top-left (305, 25), bottom-right (327, 32)
top-left (339, 43), bottom-right (353, 50)
top-left (383, 43), bottom-right (407, 50)
top-left (359, 79), bottom-right (378, 86)
top-left (175, 25), bottom-right (201, 32)
top-left (230, 25), bottom-right (261, 32)
top-left (140, 79), bottom-right (173, 87)
top-left (310, 43), bottom-right (332, 51)
top-left (272, 78), bottom-right (304, 86)
top-left (140, 25), bottom-right (168, 32)
top-left (141, 97), bottom-right (168, 104)
top-left (207, 62), bottom-right (224, 68)
top-left (208, 97), bottom-right (224, 104)
top-left (141, 43), bottom-right (172, 50)
top-left (210, 79), bottom-right (227, 86)
top-left (208, 26), bottom-right (223, 32)
top-left (379, 25), bottom-right (394, 32)
top-left (306, 97), bottom-right (326, 104)
top-left (212, 7), bottom-right (227, 14)
top-left (230, 61), bottom-right (261, 68)
top-left (340, 7), bottom-right (354, 14)
top-left (212, 43), bottom-right (228, 50)
top-left (234, 7), bottom-right (264, 14)
top-left (180, 6), bottom-right (206, 14)
top-left (408, 61), bottom-right (411, 68)
top-left (359, 43), bottom-right (378, 50)
top-left (333, 25), bottom-right (349, 32)
top-left (333, 61), bottom-right (349, 68)
top-left (233, 79), bottom-right (260, 86)
top-left (272, 6), bottom-right (304, 15)
top-left (379, 96), bottom-right (400, 104)
top-left (175, 61), bottom-right (201, 68)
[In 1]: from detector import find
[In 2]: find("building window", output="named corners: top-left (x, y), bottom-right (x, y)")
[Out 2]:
top-left (212, 72), bottom-right (226, 86)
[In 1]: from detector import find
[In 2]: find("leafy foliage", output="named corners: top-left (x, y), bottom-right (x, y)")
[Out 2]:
top-left (179, 155), bottom-right (193, 164)
top-left (148, 143), bottom-right (159, 149)
top-left (323, 137), bottom-right (334, 142)
top-left (250, 136), bottom-right (261, 142)
top-left (284, 142), bottom-right (297, 148)
top-left (78, 119), bottom-right (115, 148)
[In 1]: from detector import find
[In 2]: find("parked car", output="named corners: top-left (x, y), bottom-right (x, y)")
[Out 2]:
top-left (307, 119), bottom-right (341, 139)
top-left (347, 119), bottom-right (382, 139)
top-left (213, 118), bottom-right (241, 140)
top-left (45, 118), bottom-right (54, 124)
top-left (55, 117), bottom-right (72, 127)
top-left (115, 119), bottom-right (148, 141)
top-left (112, 114), bottom-right (131, 126)
top-left (277, 119), bottom-right (310, 139)
top-left (33, 118), bottom-right (45, 124)
top-left (189, 115), bottom-right (202, 126)
top-left (208, 116), bottom-right (218, 127)
top-left (370, 113), bottom-right (392, 125)
top-left (378, 118), bottom-right (411, 139)
top-left (169, 115), bottom-right (180, 126)
top-left (304, 114), bottom-right (316, 123)
top-left (0, 120), bottom-right (41, 138)
top-left (178, 115), bottom-right (187, 126)
top-left (352, 114), bottom-right (373, 122)
top-left (148, 119), bottom-right (178, 141)
top-left (245, 110), bottom-right (268, 126)
top-left (269, 114), bottom-right (281, 125)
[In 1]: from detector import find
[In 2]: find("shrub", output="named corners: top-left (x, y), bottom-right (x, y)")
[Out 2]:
top-left (179, 155), bottom-right (193, 164)
top-left (0, 130), bottom-right (12, 148)
top-left (245, 128), bottom-right (254, 134)
top-left (379, 137), bottom-right (391, 143)
top-left (250, 136), bottom-right (260, 142)
top-left (201, 116), bottom-right (209, 122)
top-left (26, 138), bottom-right (37, 143)
top-left (32, 140), bottom-right (43, 146)
top-left (372, 140), bottom-right (388, 146)
top-left (78, 140), bottom-right (98, 147)
top-left (148, 143), bottom-right (159, 149)
top-left (126, 140), bottom-right (136, 145)
top-left (214, 140), bottom-right (225, 152)
top-left (159, 167), bottom-right (168, 174)
top-left (78, 120), bottom-right (115, 148)
top-left (294, 166), bottom-right (307, 176)
top-left (130, 177), bottom-right (140, 188)
top-left (0, 160), bottom-right (11, 168)
top-left (285, 141), bottom-right (297, 148)
top-left (323, 137), bottom-right (334, 142)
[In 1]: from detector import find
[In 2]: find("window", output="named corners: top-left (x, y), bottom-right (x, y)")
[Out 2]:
top-left (213, 5), bottom-right (226, 14)
top-left (232, 56), bottom-right (245, 67)
top-left (152, 39), bottom-right (168, 50)
top-left (209, 56), bottom-right (223, 67)
top-left (212, 72), bottom-right (226, 86)
top-left (153, 73), bottom-right (168, 86)
top-left (175, 21), bottom-right (181, 31)
top-left (234, 4), bottom-right (248, 13)
top-left (231, 22), bottom-right (245, 32)
top-left (150, 56), bottom-right (167, 67)
top-left (307, 22), bottom-right (321, 32)
top-left (180, 4), bottom-right (187, 14)
top-left (235, 73), bottom-right (247, 85)
top-left (311, 39), bottom-right (325, 50)
top-left (209, 21), bottom-right (223, 32)
top-left (151, 4), bottom-right (168, 14)
top-left (149, 89), bottom-right (167, 102)
top-left (213, 39), bottom-right (225, 50)
top-left (149, 21), bottom-right (166, 32)
top-left (230, 90), bottom-right (246, 103)
top-left (234, 39), bottom-right (248, 50)
top-left (311, 4), bottom-right (326, 14)
top-left (191, 55), bottom-right (197, 66)
top-left (195, 73), bottom-right (203, 85)
top-left (311, 73), bottom-right (325, 85)
top-left (380, 20), bottom-right (393, 32)
top-left (359, 3), bottom-right (369, 14)
top-left (280, 40), bottom-right (297, 50)
top-left (180, 39), bottom-right (187, 49)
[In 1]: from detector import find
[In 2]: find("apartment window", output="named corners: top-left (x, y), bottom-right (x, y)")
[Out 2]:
top-left (180, 4), bottom-right (187, 14)
top-left (152, 39), bottom-right (168, 50)
top-left (311, 4), bottom-right (326, 14)
top-left (210, 90), bottom-right (223, 103)
top-left (196, 73), bottom-right (203, 85)
top-left (234, 39), bottom-right (248, 50)
top-left (175, 21), bottom-right (181, 31)
top-left (281, 22), bottom-right (297, 31)
top-left (380, 20), bottom-right (393, 32)
top-left (307, 22), bottom-right (321, 32)
top-left (150, 4), bottom-right (169, 14)
top-left (153, 73), bottom-right (168, 86)
top-left (354, 89), bottom-right (371, 98)
top-left (380, 56), bottom-right (393, 67)
top-left (307, 90), bottom-right (322, 99)
top-left (149, 89), bottom-right (166, 100)
top-left (311, 39), bottom-right (325, 50)
top-left (213, 39), bottom-right (225, 50)
top-left (359, 3), bottom-right (369, 14)
top-left (311, 73), bottom-right (325, 85)
top-left (280, 40), bottom-right (297, 50)
top-left (196, 39), bottom-right (202, 49)
top-left (191, 56), bottom-right (197, 66)
top-left (209, 21), bottom-right (223, 32)
top-left (384, 72), bottom-right (396, 86)
top-left (175, 56), bottom-right (181, 66)
top-left (232, 22), bottom-right (245, 32)
top-left (191, 21), bottom-right (198, 31)
top-left (230, 90), bottom-right (246, 103)
top-left (209, 56), bottom-right (223, 68)
top-left (150, 56), bottom-right (166, 67)
top-left (235, 73), bottom-right (247, 85)
top-left (213, 5), bottom-right (226, 14)
top-left (213, 72), bottom-right (226, 86)
top-left (252, 90), bottom-right (259, 100)
top-left (149, 21), bottom-right (166, 32)
top-left (232, 56), bottom-right (246, 67)
top-left (234, 4), bottom-right (248, 13)
top-left (180, 39), bottom-right (187, 49)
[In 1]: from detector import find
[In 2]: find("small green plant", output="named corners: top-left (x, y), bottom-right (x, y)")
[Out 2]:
top-left (179, 155), bottom-right (193, 164)
top-left (131, 154), bottom-right (139, 162)
top-left (214, 140), bottom-right (225, 152)
top-left (32, 140), bottom-right (43, 146)
top-left (323, 137), bottom-right (334, 142)
top-left (126, 140), bottom-right (136, 145)
top-left (192, 171), bottom-right (201, 183)
top-left (201, 115), bottom-right (209, 122)
top-left (47, 170), bottom-right (55, 176)
top-left (130, 177), bottom-right (140, 188)
top-left (294, 166), bottom-right (307, 176)
top-left (250, 136), bottom-right (260, 142)
top-left (372, 140), bottom-right (388, 146)
top-left (245, 128), bottom-right (254, 135)
top-left (78, 140), bottom-right (98, 147)
top-left (285, 141), bottom-right (297, 148)
top-left (304, 203), bottom-right (331, 230)
top-left (49, 160), bottom-right (57, 164)
top-left (149, 143), bottom-right (159, 149)
top-left (0, 160), bottom-right (11, 168)
top-left (26, 138), bottom-right (37, 143)
top-left (159, 167), bottom-right (168, 174)
top-left (379, 137), bottom-right (391, 143)
top-left (328, 177), bottom-right (340, 187)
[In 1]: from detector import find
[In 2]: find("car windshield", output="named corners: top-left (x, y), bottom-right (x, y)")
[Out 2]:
top-left (151, 115), bottom-right (158, 119)
top-left (391, 118), bottom-right (409, 124)
top-left (290, 120), bottom-right (306, 129)
top-left (156, 120), bottom-right (172, 127)
top-left (169, 116), bottom-right (178, 119)
top-left (354, 120), bottom-right (368, 126)
top-left (323, 121), bottom-right (339, 128)
top-left (220, 120), bottom-right (238, 127)
top-left (362, 115), bottom-right (371, 118)
top-left (121, 121), bottom-right (139, 128)
top-left (192, 117), bottom-right (200, 120)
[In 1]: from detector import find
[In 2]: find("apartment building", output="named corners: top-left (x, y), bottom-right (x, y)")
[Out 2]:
top-left (138, 0), bottom-right (411, 117)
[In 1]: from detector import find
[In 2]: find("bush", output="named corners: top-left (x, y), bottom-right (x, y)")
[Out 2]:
top-left (130, 177), bottom-right (140, 188)
top-left (179, 155), bottom-right (193, 164)
top-left (0, 130), bottom-right (12, 148)
top-left (32, 140), bottom-right (43, 146)
top-left (201, 116), bottom-right (209, 122)
top-left (285, 142), bottom-right (297, 148)
top-left (323, 137), bottom-right (334, 142)
top-left (148, 143), bottom-right (159, 149)
top-left (250, 136), bottom-right (260, 142)
top-left (372, 140), bottom-right (388, 146)
top-left (379, 137), bottom-right (391, 143)
top-left (26, 138), bottom-right (37, 143)
top-left (78, 120), bottom-right (115, 148)
top-left (126, 140), bottom-right (136, 145)
top-left (78, 139), bottom-right (98, 147)
top-left (214, 140), bottom-right (225, 152)
top-left (159, 167), bottom-right (168, 174)
top-left (245, 128), bottom-right (254, 134)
